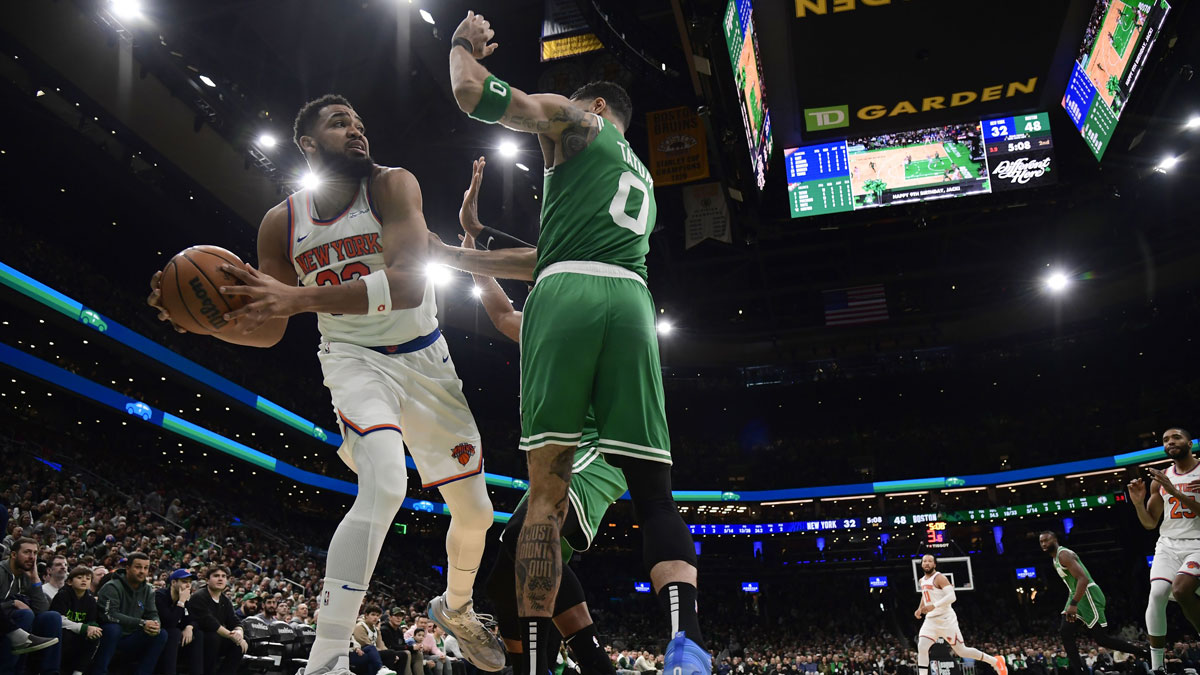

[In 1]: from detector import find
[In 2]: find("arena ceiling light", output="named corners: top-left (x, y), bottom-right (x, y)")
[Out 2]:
top-left (498, 140), bottom-right (518, 158)
top-left (1186, 116), bottom-right (1200, 130)
top-left (1155, 155), bottom-right (1179, 173)
top-left (656, 319), bottom-right (673, 335)
top-left (257, 134), bottom-right (277, 148)
top-left (419, 9), bottom-right (434, 24)
top-left (514, 162), bottom-right (529, 172)
top-left (426, 263), bottom-right (453, 286)
top-left (1044, 271), bottom-right (1069, 293)
top-left (470, 285), bottom-right (483, 298)
top-left (110, 0), bottom-right (142, 19)
top-left (300, 172), bottom-right (321, 190)
top-left (198, 75), bottom-right (217, 88)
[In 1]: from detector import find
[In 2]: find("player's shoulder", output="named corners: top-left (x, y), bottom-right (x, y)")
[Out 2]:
top-left (258, 197), bottom-right (293, 234)
top-left (368, 165), bottom-right (422, 205)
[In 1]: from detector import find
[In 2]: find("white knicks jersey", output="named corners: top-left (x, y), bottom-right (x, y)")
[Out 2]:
top-left (287, 176), bottom-right (437, 347)
top-left (1159, 462), bottom-right (1200, 539)
top-left (920, 573), bottom-right (954, 618)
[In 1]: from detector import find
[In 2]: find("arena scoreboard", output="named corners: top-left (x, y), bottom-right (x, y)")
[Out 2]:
top-left (940, 492), bottom-right (1114, 522)
top-left (723, 0), bottom-right (772, 189)
top-left (741, 582), bottom-right (760, 592)
top-left (787, 112), bottom-right (1056, 218)
top-left (868, 576), bottom-right (888, 588)
top-left (1061, 0), bottom-right (1171, 160)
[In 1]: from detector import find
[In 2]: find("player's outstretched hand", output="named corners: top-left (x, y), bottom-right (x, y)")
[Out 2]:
top-left (459, 156), bottom-right (486, 238)
top-left (459, 233), bottom-right (476, 250)
top-left (147, 270), bottom-right (187, 333)
top-left (1127, 478), bottom-right (1146, 502)
top-left (453, 11), bottom-right (498, 59)
top-left (219, 263), bottom-right (298, 332)
top-left (1148, 468), bottom-right (1176, 495)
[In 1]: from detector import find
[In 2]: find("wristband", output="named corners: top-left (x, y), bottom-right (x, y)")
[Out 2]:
top-left (469, 75), bottom-right (512, 124)
top-left (31, 582), bottom-right (42, 588)
top-left (452, 37), bottom-right (473, 54)
top-left (1069, 600), bottom-right (1079, 606)
top-left (362, 269), bottom-right (392, 315)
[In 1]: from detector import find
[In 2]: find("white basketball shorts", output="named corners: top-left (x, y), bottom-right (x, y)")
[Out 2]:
top-left (919, 611), bottom-right (963, 645)
top-left (1150, 536), bottom-right (1200, 586)
top-left (318, 335), bottom-right (483, 488)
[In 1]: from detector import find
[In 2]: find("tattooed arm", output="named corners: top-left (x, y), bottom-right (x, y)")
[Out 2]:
top-left (449, 11), bottom-right (599, 165)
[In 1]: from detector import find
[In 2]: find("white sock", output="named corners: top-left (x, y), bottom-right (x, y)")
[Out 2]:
top-left (7, 628), bottom-right (29, 645)
top-left (305, 578), bottom-right (367, 674)
top-left (1152, 647), bottom-right (1165, 669)
top-left (439, 474), bottom-right (493, 610)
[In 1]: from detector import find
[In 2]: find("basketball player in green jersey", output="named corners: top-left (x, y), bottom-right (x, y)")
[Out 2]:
top-left (1038, 531), bottom-right (1148, 675)
top-left (435, 11), bottom-right (709, 675)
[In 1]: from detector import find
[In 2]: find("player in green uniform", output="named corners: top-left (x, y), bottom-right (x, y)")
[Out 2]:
top-left (1038, 531), bottom-right (1148, 675)
top-left (455, 157), bottom-right (625, 675)
top-left (440, 11), bottom-right (708, 675)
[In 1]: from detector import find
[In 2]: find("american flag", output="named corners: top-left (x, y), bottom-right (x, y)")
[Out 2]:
top-left (823, 284), bottom-right (888, 327)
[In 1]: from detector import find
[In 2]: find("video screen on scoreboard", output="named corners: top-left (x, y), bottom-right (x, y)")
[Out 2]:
top-left (786, 113), bottom-right (1056, 218)
top-left (723, 0), bottom-right (772, 190)
top-left (868, 576), bottom-right (888, 588)
top-left (1016, 567), bottom-right (1037, 580)
top-left (1061, 0), bottom-right (1171, 160)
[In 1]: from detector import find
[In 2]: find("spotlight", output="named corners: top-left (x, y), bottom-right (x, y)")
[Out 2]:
top-left (35, 90), bottom-right (44, 97)
top-left (110, 0), bottom-right (142, 19)
top-left (1187, 116), bottom-right (1200, 130)
top-left (471, 285), bottom-right (483, 298)
top-left (198, 75), bottom-right (216, 88)
top-left (426, 263), bottom-right (452, 286)
top-left (657, 320), bottom-right (673, 335)
top-left (257, 134), bottom-right (277, 148)
top-left (1045, 272), bottom-right (1069, 293)
top-left (419, 9), bottom-right (434, 24)
top-left (499, 140), bottom-right (518, 158)
top-left (1155, 156), bottom-right (1179, 173)
top-left (300, 172), bottom-right (321, 190)
top-left (514, 162), bottom-right (529, 172)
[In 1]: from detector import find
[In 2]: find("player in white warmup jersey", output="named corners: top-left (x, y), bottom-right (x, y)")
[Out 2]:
top-left (148, 95), bottom-right (505, 675)
top-left (1129, 427), bottom-right (1200, 669)
top-left (914, 555), bottom-right (1007, 675)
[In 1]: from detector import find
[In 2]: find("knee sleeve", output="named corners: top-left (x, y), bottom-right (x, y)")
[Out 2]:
top-left (917, 638), bottom-right (930, 668)
top-left (618, 461), bottom-right (697, 569)
top-left (326, 430), bottom-right (409, 584)
top-left (1147, 579), bottom-right (1171, 636)
top-left (554, 563), bottom-right (586, 617)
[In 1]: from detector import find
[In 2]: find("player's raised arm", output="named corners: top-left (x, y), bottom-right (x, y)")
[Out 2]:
top-left (1129, 477), bottom-right (1163, 529)
top-left (449, 12), bottom-right (598, 156)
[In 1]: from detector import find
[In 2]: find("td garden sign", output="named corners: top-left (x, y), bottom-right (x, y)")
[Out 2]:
top-left (804, 78), bottom-right (1039, 131)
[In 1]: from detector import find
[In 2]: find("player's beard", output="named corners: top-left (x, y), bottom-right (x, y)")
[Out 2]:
top-left (315, 142), bottom-right (374, 180)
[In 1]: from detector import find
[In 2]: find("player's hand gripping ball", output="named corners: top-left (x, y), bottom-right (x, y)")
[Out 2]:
top-left (151, 246), bottom-right (249, 335)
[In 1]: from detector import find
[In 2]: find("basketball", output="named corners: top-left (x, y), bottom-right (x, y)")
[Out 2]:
top-left (157, 245), bottom-right (250, 335)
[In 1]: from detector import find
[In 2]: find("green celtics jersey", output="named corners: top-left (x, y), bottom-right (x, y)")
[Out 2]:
top-left (537, 115), bottom-right (656, 281)
top-left (1053, 547), bottom-right (1093, 602)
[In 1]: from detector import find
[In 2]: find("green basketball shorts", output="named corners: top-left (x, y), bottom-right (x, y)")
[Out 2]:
top-left (519, 262), bottom-right (671, 464)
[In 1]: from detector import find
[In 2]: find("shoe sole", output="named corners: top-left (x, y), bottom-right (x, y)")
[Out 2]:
top-left (13, 638), bottom-right (59, 655)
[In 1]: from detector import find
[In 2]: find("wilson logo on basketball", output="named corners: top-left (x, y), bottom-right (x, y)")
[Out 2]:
top-left (451, 443), bottom-right (476, 466)
top-left (188, 277), bottom-right (228, 329)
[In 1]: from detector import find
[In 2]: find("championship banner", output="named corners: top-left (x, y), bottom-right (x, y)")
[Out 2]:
top-left (647, 107), bottom-right (709, 187)
top-left (541, 0), bottom-right (603, 62)
top-left (682, 182), bottom-right (731, 250)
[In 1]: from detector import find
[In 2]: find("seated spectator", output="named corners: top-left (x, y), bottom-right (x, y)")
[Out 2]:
top-left (436, 624), bottom-right (470, 675)
top-left (89, 566), bottom-right (108, 594)
top-left (0, 538), bottom-right (62, 674)
top-left (235, 592), bottom-right (258, 621)
top-left (51, 565), bottom-right (102, 675)
top-left (275, 600), bottom-right (292, 623)
top-left (353, 604), bottom-right (402, 675)
top-left (635, 650), bottom-right (657, 674)
top-left (186, 565), bottom-right (246, 675)
top-left (407, 625), bottom-right (450, 675)
top-left (382, 608), bottom-right (421, 675)
top-left (254, 595), bottom-right (278, 623)
top-left (92, 551), bottom-right (167, 675)
top-left (154, 568), bottom-right (195, 675)
top-left (43, 554), bottom-right (69, 601)
top-left (292, 602), bottom-right (313, 626)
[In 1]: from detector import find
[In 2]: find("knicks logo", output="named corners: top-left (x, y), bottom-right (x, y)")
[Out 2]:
top-left (451, 442), bottom-right (476, 466)
top-left (1189, 562), bottom-right (1200, 570)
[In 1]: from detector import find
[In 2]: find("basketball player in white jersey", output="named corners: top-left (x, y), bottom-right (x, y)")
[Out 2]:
top-left (147, 95), bottom-right (505, 675)
top-left (914, 555), bottom-right (1007, 675)
top-left (1129, 427), bottom-right (1200, 668)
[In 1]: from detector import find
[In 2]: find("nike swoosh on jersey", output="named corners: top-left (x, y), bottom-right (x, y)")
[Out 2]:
top-left (342, 584), bottom-right (368, 592)
top-left (296, 233), bottom-right (310, 243)
top-left (442, 356), bottom-right (449, 363)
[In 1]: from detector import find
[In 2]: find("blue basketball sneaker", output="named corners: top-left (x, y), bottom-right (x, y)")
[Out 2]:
top-left (664, 632), bottom-right (711, 675)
